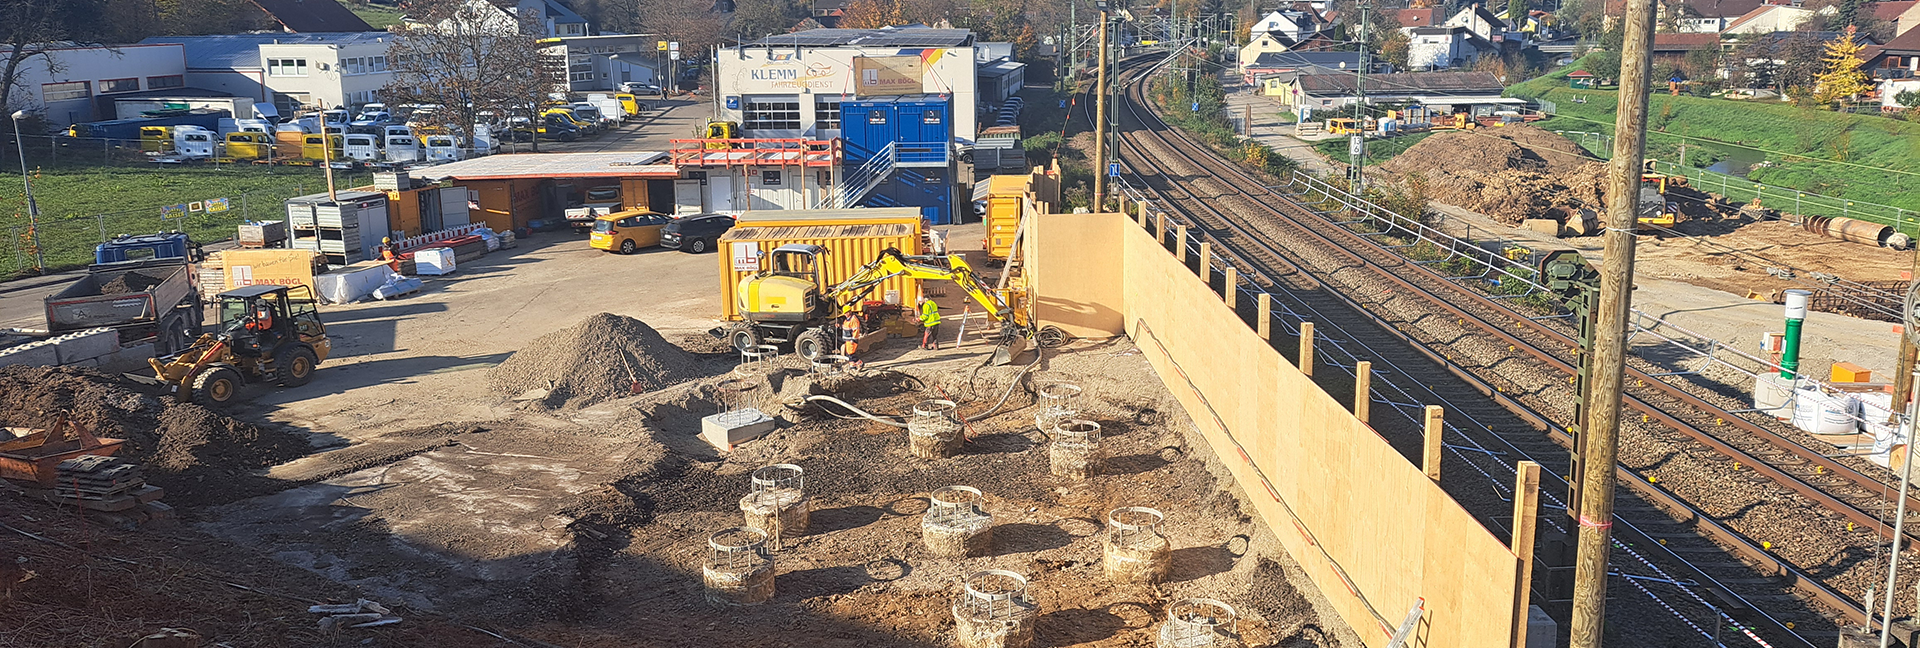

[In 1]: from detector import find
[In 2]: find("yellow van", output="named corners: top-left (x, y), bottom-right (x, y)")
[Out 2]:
top-left (616, 93), bottom-right (642, 116)
top-left (224, 132), bottom-right (272, 160)
top-left (140, 126), bottom-right (175, 152)
top-left (589, 210), bottom-right (673, 254)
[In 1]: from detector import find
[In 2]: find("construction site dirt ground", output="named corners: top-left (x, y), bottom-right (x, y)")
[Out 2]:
top-left (2, 229), bottom-right (1359, 647)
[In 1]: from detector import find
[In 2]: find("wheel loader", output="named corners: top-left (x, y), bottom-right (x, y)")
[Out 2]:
top-left (731, 245), bottom-right (1030, 364)
top-left (147, 284), bottom-right (331, 406)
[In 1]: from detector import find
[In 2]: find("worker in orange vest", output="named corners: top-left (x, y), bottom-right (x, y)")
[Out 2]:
top-left (839, 311), bottom-right (864, 369)
top-left (380, 237), bottom-right (402, 273)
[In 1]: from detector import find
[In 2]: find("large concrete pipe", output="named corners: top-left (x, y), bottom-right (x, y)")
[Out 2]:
top-left (1803, 215), bottom-right (1913, 250)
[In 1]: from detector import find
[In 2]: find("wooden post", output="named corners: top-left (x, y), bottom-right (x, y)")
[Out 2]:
top-left (1511, 460), bottom-right (1542, 648)
top-left (1156, 212), bottom-right (1168, 243)
top-left (1175, 226), bottom-right (1188, 261)
top-left (1091, 10), bottom-right (1109, 210)
top-left (1298, 322), bottom-right (1314, 377)
top-left (1423, 406), bottom-right (1444, 482)
top-left (1198, 241), bottom-right (1211, 274)
top-left (1224, 267), bottom-right (1238, 308)
top-left (1256, 293), bottom-right (1272, 339)
top-left (1571, 0), bottom-right (1657, 639)
top-left (1354, 360), bottom-right (1372, 423)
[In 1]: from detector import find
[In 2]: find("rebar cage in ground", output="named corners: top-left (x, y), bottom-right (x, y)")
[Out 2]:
top-left (908, 398), bottom-right (963, 459)
top-left (1157, 598), bottom-right (1240, 648)
top-left (922, 485), bottom-right (993, 557)
top-left (1050, 419), bottom-right (1103, 480)
top-left (702, 526), bottom-right (775, 605)
top-left (1034, 382), bottom-right (1082, 435)
top-left (1104, 506), bottom-right (1171, 584)
top-left (952, 569), bottom-right (1038, 648)
top-left (740, 463), bottom-right (809, 548)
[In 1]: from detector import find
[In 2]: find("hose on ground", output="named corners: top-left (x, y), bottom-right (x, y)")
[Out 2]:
top-left (960, 342), bottom-right (1045, 423)
top-left (804, 395), bottom-right (911, 428)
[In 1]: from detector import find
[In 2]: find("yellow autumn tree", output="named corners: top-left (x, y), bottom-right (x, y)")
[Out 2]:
top-left (1814, 26), bottom-right (1873, 106)
top-left (839, 0), bottom-right (907, 28)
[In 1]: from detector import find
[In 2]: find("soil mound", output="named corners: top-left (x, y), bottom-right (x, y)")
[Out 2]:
top-left (1378, 125), bottom-right (1607, 224)
top-left (0, 365), bottom-right (311, 506)
top-left (488, 313), bottom-right (704, 409)
top-left (99, 273), bottom-right (162, 295)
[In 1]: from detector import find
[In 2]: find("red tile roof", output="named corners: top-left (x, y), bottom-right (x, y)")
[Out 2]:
top-left (1396, 8), bottom-right (1440, 27)
top-left (1652, 33), bottom-right (1722, 51)
top-left (1870, 1), bottom-right (1917, 21)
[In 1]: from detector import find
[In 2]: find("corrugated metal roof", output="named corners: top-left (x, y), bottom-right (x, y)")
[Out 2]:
top-left (979, 60), bottom-right (1026, 77)
top-left (140, 32), bottom-right (394, 69)
top-left (412, 152), bottom-right (675, 181)
top-left (737, 207), bottom-right (922, 223)
top-left (723, 222), bottom-right (915, 240)
top-left (749, 27), bottom-right (974, 48)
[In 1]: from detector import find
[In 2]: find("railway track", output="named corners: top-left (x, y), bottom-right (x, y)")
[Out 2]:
top-left (1100, 53), bottom-right (1900, 646)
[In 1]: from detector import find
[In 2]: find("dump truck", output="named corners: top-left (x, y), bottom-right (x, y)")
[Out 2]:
top-left (44, 233), bottom-right (206, 355)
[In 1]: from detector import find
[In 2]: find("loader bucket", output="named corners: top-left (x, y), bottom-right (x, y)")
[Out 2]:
top-left (991, 336), bottom-right (1031, 366)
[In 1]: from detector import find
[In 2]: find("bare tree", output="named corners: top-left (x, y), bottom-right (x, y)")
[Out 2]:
top-left (0, 0), bottom-right (108, 120)
top-left (384, 0), bottom-right (561, 150)
top-left (637, 0), bottom-right (725, 59)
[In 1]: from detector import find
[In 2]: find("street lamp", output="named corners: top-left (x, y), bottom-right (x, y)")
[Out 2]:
top-left (9, 110), bottom-right (43, 273)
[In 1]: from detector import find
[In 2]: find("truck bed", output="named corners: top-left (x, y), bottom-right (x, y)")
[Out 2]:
top-left (45, 264), bottom-right (192, 331)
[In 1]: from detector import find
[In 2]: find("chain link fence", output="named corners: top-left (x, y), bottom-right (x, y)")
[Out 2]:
top-left (5, 182), bottom-right (316, 277)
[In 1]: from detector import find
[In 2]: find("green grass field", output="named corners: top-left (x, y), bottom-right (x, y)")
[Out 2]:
top-left (348, 3), bottom-right (407, 29)
top-left (0, 163), bottom-right (368, 276)
top-left (1509, 65), bottom-right (1920, 211)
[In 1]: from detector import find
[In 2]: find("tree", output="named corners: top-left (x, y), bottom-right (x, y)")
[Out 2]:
top-left (840, 0), bottom-right (908, 28)
top-left (1583, 50), bottom-right (1622, 83)
top-left (636, 0), bottom-right (724, 61)
top-left (732, 0), bottom-right (810, 39)
top-left (1898, 89), bottom-right (1920, 109)
top-left (0, 0), bottom-right (109, 119)
top-left (1508, 0), bottom-right (1526, 30)
top-left (1813, 27), bottom-right (1872, 105)
top-left (1379, 30), bottom-right (1410, 70)
top-left (383, 0), bottom-right (560, 150)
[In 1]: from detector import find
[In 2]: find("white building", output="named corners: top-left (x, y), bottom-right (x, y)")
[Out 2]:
top-left (551, 34), bottom-right (661, 92)
top-left (1402, 26), bottom-right (1495, 70)
top-left (1721, 5), bottom-right (1827, 35)
top-left (3, 43), bottom-right (188, 127)
top-left (140, 33), bottom-right (397, 114)
top-left (714, 27), bottom-right (980, 144)
top-left (1249, 10), bottom-right (1327, 43)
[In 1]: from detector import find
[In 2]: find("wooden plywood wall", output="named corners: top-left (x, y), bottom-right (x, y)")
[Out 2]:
top-left (1030, 212), bottom-right (1526, 648)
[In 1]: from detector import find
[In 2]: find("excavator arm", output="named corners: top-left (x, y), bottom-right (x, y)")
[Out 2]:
top-left (826, 248), bottom-right (1014, 322)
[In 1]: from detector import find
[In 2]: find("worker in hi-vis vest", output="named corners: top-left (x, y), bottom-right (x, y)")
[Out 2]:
top-left (917, 295), bottom-right (942, 350)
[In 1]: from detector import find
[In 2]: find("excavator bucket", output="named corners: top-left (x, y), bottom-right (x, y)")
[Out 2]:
top-left (991, 335), bottom-right (1030, 366)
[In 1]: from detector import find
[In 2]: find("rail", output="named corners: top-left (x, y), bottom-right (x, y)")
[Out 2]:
top-left (667, 138), bottom-right (840, 167)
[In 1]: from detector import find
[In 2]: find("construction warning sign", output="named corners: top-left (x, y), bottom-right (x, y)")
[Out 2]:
top-left (852, 56), bottom-right (923, 96)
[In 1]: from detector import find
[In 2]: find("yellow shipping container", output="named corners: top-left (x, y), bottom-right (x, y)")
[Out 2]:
top-left (211, 249), bottom-right (328, 293)
top-left (718, 222), bottom-right (923, 321)
top-left (984, 175), bottom-right (1030, 259)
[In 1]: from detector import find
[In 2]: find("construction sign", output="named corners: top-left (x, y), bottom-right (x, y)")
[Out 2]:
top-left (161, 204), bottom-right (188, 219)
top-left (205, 197), bottom-right (230, 213)
top-left (852, 56), bottom-right (923, 96)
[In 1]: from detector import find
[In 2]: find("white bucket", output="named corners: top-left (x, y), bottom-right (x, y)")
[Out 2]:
top-left (1791, 387), bottom-right (1860, 436)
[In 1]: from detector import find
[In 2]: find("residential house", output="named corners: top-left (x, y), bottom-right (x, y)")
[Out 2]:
top-left (1243, 51), bottom-right (1364, 93)
top-left (250, 0), bottom-right (375, 32)
top-left (1289, 71), bottom-right (1514, 120)
top-left (139, 32), bottom-right (397, 114)
top-left (1605, 0), bottom-right (1765, 31)
top-left (1859, 27), bottom-right (1920, 106)
top-left (548, 34), bottom-right (663, 91)
top-left (1249, 9), bottom-right (1327, 42)
top-left (1721, 4), bottom-right (1828, 35)
top-left (1, 43), bottom-right (189, 128)
top-left (1403, 25), bottom-right (1497, 70)
top-left (506, 0), bottom-right (590, 37)
top-left (1396, 7), bottom-right (1442, 28)
top-left (1899, 2), bottom-right (1920, 35)
top-left (1443, 4), bottom-right (1515, 46)
top-left (1869, 1), bottom-right (1920, 36)
top-left (1650, 33), bottom-right (1721, 65)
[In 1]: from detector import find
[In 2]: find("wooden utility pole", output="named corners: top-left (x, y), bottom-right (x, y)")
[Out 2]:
top-left (1893, 248), bottom-right (1920, 421)
top-left (1092, 9), bottom-right (1110, 211)
top-left (1568, 0), bottom-right (1658, 641)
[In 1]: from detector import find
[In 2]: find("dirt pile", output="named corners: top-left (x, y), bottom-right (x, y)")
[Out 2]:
top-left (0, 365), bottom-right (311, 506)
top-left (487, 313), bottom-right (705, 409)
top-left (99, 272), bottom-right (163, 295)
top-left (1378, 125), bottom-right (1607, 224)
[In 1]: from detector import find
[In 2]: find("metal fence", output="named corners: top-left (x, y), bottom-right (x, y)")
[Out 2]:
top-left (5, 181), bottom-right (316, 277)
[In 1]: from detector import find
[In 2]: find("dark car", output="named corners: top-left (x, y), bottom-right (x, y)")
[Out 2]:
top-left (660, 213), bottom-right (735, 254)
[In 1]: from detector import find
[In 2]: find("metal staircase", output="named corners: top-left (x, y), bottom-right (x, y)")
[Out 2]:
top-left (815, 142), bottom-right (896, 210)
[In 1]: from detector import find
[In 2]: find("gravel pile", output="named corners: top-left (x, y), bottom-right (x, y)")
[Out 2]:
top-left (0, 365), bottom-right (311, 506)
top-left (488, 313), bottom-right (704, 409)
top-left (1377, 125), bottom-right (1606, 225)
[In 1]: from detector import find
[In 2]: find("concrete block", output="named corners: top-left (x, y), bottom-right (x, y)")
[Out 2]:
top-left (95, 343), bottom-right (156, 374)
top-left (1523, 219), bottom-right (1563, 238)
top-left (1525, 605), bottom-right (1556, 648)
top-left (53, 328), bottom-right (120, 364)
top-left (0, 340), bottom-right (61, 368)
top-left (701, 409), bottom-right (777, 451)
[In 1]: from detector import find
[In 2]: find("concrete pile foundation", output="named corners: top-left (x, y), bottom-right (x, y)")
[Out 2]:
top-left (951, 570), bottom-right (1037, 648)
top-left (736, 344), bottom-right (780, 377)
top-left (1034, 383), bottom-right (1082, 435)
top-left (739, 463), bottom-right (810, 549)
top-left (1157, 599), bottom-right (1240, 648)
top-left (922, 485), bottom-right (993, 557)
top-left (908, 399), bottom-right (964, 459)
top-left (1049, 419), bottom-right (1102, 480)
top-left (1103, 506), bottom-right (1171, 584)
top-left (702, 527), bottom-right (775, 605)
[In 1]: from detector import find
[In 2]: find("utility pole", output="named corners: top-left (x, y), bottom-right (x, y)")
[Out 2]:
top-left (1092, 3), bottom-right (1110, 211)
top-left (1349, 4), bottom-right (1369, 191)
top-left (1894, 246), bottom-right (1920, 423)
top-left (1070, 0), bottom-right (1079, 76)
top-left (1567, 0), bottom-right (1658, 641)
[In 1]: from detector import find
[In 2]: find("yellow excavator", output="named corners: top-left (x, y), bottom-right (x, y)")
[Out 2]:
top-left (731, 245), bottom-right (1030, 364)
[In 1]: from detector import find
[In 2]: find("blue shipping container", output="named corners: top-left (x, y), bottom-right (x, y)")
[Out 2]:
top-left (838, 97), bottom-right (897, 163)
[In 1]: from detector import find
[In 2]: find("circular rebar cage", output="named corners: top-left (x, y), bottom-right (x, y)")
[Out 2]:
top-left (742, 464), bottom-right (810, 545)
top-left (749, 463), bottom-right (805, 498)
top-left (1104, 506), bottom-right (1171, 584)
top-left (811, 354), bottom-right (852, 376)
top-left (927, 485), bottom-right (989, 526)
top-left (736, 344), bottom-right (782, 376)
top-left (1034, 383), bottom-right (1083, 435)
top-left (1050, 419), bottom-right (1102, 479)
top-left (1157, 599), bottom-right (1240, 648)
top-left (908, 399), bottom-right (963, 458)
top-left (705, 526), bottom-right (773, 570)
top-left (715, 378), bottom-right (764, 426)
top-left (955, 570), bottom-right (1037, 621)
